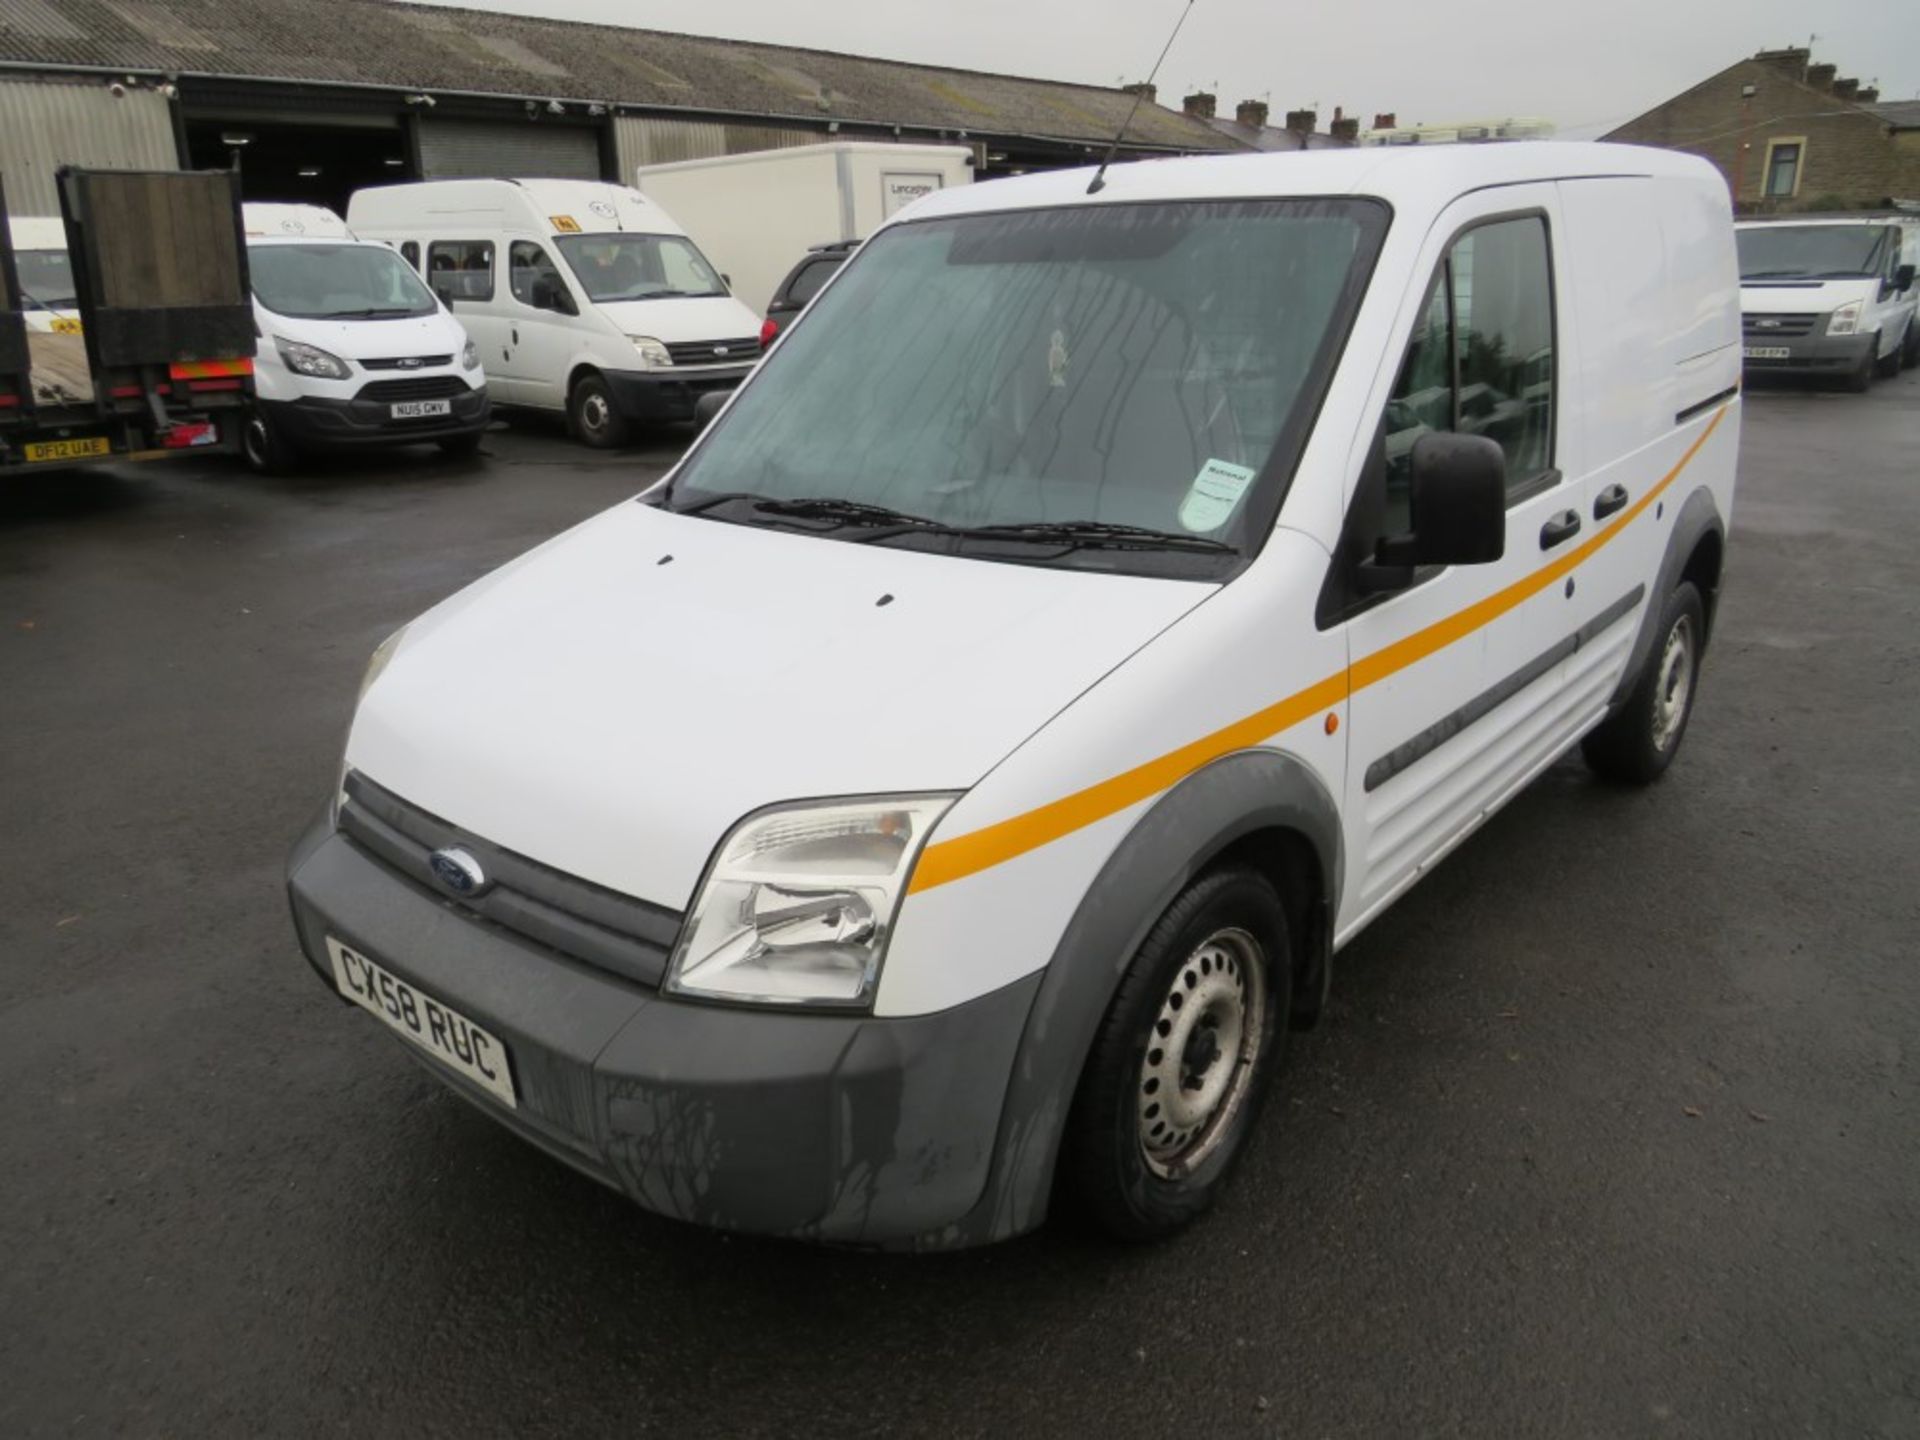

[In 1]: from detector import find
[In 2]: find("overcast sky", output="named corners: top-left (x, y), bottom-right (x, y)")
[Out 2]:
top-left (412, 0), bottom-right (1919, 137)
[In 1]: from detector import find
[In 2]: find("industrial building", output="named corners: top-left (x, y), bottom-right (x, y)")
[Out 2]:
top-left (0, 0), bottom-right (1242, 215)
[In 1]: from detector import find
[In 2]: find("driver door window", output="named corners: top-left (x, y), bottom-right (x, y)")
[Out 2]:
top-left (509, 241), bottom-right (571, 314)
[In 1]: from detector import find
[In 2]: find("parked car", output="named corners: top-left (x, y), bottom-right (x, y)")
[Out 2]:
top-left (1735, 217), bottom-right (1917, 390)
top-left (348, 179), bottom-right (765, 447)
top-left (759, 239), bottom-right (856, 346)
top-left (289, 143), bottom-right (1741, 1250)
top-left (241, 203), bottom-right (489, 472)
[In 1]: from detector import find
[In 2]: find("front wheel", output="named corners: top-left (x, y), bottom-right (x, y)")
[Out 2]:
top-left (1845, 340), bottom-right (1877, 393)
top-left (1582, 581), bottom-right (1706, 785)
top-left (568, 373), bottom-right (630, 449)
top-left (1060, 867), bottom-right (1290, 1241)
top-left (241, 407), bottom-right (296, 474)
top-left (1901, 318), bottom-right (1920, 370)
top-left (1874, 335), bottom-right (1902, 379)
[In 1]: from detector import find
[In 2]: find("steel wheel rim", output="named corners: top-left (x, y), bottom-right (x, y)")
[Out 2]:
top-left (580, 391), bottom-right (610, 436)
top-left (1137, 926), bottom-right (1266, 1180)
top-left (1652, 614), bottom-right (1695, 752)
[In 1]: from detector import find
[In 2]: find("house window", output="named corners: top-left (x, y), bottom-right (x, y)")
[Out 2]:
top-left (1763, 140), bottom-right (1803, 198)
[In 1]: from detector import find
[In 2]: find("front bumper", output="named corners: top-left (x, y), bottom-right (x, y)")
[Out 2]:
top-left (603, 365), bottom-right (753, 423)
top-left (286, 811), bottom-right (1041, 1248)
top-left (265, 384), bottom-right (490, 447)
top-left (1740, 328), bottom-right (1873, 376)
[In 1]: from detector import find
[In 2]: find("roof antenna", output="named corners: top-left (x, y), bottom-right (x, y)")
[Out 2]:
top-left (1088, 0), bottom-right (1199, 195)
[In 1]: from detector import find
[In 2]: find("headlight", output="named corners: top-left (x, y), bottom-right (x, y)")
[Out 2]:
top-left (628, 335), bottom-right (673, 369)
top-left (461, 338), bottom-right (480, 371)
top-left (274, 336), bottom-right (353, 380)
top-left (333, 626), bottom-right (408, 823)
top-left (1826, 301), bottom-right (1864, 336)
top-left (665, 795), bottom-right (957, 1009)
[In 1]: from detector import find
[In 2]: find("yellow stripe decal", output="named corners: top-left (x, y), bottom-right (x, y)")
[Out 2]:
top-left (909, 403), bottom-right (1730, 895)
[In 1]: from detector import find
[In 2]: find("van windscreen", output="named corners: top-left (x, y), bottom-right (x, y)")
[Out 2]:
top-left (16, 249), bottom-right (76, 310)
top-left (555, 234), bottom-right (728, 302)
top-left (663, 198), bottom-right (1388, 576)
top-left (250, 244), bottom-right (438, 320)
top-left (1737, 225), bottom-right (1886, 280)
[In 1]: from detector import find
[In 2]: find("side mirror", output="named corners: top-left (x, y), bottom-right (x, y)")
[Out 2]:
top-left (1359, 432), bottom-right (1506, 591)
top-left (1894, 263), bottom-right (1915, 293)
top-left (693, 389), bottom-right (729, 429)
top-left (721, 273), bottom-right (732, 290)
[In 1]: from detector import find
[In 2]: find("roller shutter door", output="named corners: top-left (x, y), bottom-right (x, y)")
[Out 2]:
top-left (417, 119), bottom-right (602, 181)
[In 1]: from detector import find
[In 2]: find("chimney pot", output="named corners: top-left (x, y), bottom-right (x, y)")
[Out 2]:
top-left (1182, 91), bottom-right (1216, 120)
top-left (1805, 62), bottom-right (1837, 90)
top-left (1121, 82), bottom-right (1157, 103)
top-left (1330, 116), bottom-right (1360, 144)
top-left (1832, 76), bottom-right (1859, 99)
top-left (1235, 99), bottom-right (1269, 129)
top-left (1283, 108), bottom-right (1317, 135)
top-left (1752, 46), bottom-right (1810, 78)
top-left (1372, 112), bottom-right (1396, 130)
top-left (1856, 84), bottom-right (1879, 103)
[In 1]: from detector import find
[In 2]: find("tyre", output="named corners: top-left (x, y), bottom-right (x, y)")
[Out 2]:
top-left (436, 430), bottom-right (485, 458)
top-left (1902, 318), bottom-right (1920, 370)
top-left (1582, 581), bottom-right (1707, 785)
top-left (241, 407), bottom-right (297, 474)
top-left (1874, 336), bottom-right (1902, 379)
top-left (1844, 340), bottom-right (1876, 393)
top-left (1060, 866), bottom-right (1291, 1241)
top-left (568, 372), bottom-right (630, 449)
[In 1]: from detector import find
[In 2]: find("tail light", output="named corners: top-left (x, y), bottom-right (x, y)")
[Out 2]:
top-left (759, 318), bottom-right (779, 349)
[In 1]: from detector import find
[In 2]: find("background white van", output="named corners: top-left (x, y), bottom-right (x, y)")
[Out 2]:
top-left (242, 203), bottom-right (489, 472)
top-left (1735, 217), bottom-right (1917, 390)
top-left (5, 216), bottom-right (81, 332)
top-left (347, 179), bottom-right (765, 447)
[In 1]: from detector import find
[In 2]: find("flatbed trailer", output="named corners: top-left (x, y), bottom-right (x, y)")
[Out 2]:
top-left (0, 168), bottom-right (254, 474)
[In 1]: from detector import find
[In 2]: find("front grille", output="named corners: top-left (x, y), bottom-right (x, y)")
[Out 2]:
top-left (360, 355), bottom-right (454, 372)
top-left (665, 337), bottom-right (759, 367)
top-left (356, 375), bottom-right (472, 403)
top-left (338, 772), bottom-right (682, 989)
top-left (1742, 313), bottom-right (1817, 337)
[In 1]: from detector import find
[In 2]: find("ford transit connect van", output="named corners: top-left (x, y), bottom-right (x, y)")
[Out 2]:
top-left (242, 204), bottom-right (489, 471)
top-left (347, 179), bottom-right (765, 447)
top-left (1735, 217), bottom-right (1917, 390)
top-left (290, 144), bottom-right (1742, 1249)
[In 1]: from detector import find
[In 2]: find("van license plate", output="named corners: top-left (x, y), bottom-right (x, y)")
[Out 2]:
top-left (391, 399), bottom-right (452, 420)
top-left (326, 937), bottom-right (517, 1108)
top-left (24, 436), bottom-right (112, 463)
top-left (1743, 346), bottom-right (1791, 360)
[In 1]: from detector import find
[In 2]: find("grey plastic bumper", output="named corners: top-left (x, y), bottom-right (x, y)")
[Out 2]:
top-left (286, 813), bottom-right (1043, 1248)
top-left (602, 365), bottom-right (752, 423)
top-left (1740, 329), bottom-right (1873, 376)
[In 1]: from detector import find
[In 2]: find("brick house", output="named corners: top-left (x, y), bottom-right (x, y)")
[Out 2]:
top-left (1604, 47), bottom-right (1920, 212)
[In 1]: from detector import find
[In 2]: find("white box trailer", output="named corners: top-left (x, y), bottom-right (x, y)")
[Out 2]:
top-left (634, 142), bottom-right (973, 316)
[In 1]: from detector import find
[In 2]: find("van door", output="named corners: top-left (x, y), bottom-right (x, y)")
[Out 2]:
top-left (1333, 188), bottom-right (1586, 934)
top-left (500, 238), bottom-right (578, 413)
top-left (428, 238), bottom-right (511, 400)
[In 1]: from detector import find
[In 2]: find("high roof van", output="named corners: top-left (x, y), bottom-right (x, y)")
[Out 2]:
top-left (241, 202), bottom-right (489, 472)
top-left (1735, 216), bottom-right (1917, 389)
top-left (291, 144), bottom-right (1742, 1249)
top-left (347, 179), bottom-right (766, 447)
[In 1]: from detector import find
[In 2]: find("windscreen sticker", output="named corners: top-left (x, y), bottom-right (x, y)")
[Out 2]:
top-left (1177, 458), bottom-right (1257, 533)
top-left (550, 215), bottom-right (582, 233)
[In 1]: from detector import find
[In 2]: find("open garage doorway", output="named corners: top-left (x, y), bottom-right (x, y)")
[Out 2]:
top-left (184, 117), bottom-right (414, 216)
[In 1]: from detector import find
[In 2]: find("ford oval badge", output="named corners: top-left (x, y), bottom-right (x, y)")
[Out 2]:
top-left (429, 846), bottom-right (489, 898)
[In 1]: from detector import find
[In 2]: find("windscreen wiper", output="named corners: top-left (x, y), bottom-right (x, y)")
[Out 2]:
top-left (666, 491), bottom-right (962, 534)
top-left (328, 307), bottom-right (422, 318)
top-left (960, 519), bottom-right (1235, 554)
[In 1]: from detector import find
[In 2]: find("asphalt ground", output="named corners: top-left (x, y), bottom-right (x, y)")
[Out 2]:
top-left (3, 376), bottom-right (1917, 1437)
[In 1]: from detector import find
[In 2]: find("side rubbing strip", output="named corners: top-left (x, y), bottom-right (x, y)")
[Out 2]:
top-left (1676, 385), bottom-right (1739, 426)
top-left (1363, 584), bottom-right (1646, 792)
top-left (908, 405), bottom-right (1728, 894)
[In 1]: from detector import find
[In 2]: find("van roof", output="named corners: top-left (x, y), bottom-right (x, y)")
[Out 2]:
top-left (902, 143), bottom-right (1726, 226)
top-left (243, 203), bottom-right (354, 242)
top-left (347, 178), bottom-right (684, 238)
top-left (5, 216), bottom-right (66, 250)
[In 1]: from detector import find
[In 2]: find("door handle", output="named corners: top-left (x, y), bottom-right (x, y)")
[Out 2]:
top-left (1593, 483), bottom-right (1629, 520)
top-left (510, 327), bottom-right (520, 345)
top-left (1540, 509), bottom-right (1582, 549)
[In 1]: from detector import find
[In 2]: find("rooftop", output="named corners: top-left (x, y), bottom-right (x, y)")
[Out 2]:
top-left (0, 0), bottom-right (1241, 153)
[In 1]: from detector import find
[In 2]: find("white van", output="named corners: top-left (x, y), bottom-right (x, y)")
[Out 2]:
top-left (1735, 217), bottom-right (1917, 390)
top-left (347, 179), bottom-right (766, 447)
top-left (6, 217), bottom-right (82, 332)
top-left (242, 203), bottom-right (488, 472)
top-left (290, 144), bottom-right (1742, 1249)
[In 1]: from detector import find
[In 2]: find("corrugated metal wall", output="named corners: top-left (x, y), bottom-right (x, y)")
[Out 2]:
top-left (417, 119), bottom-right (602, 181)
top-left (614, 116), bottom-right (825, 179)
top-left (0, 78), bottom-right (179, 216)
